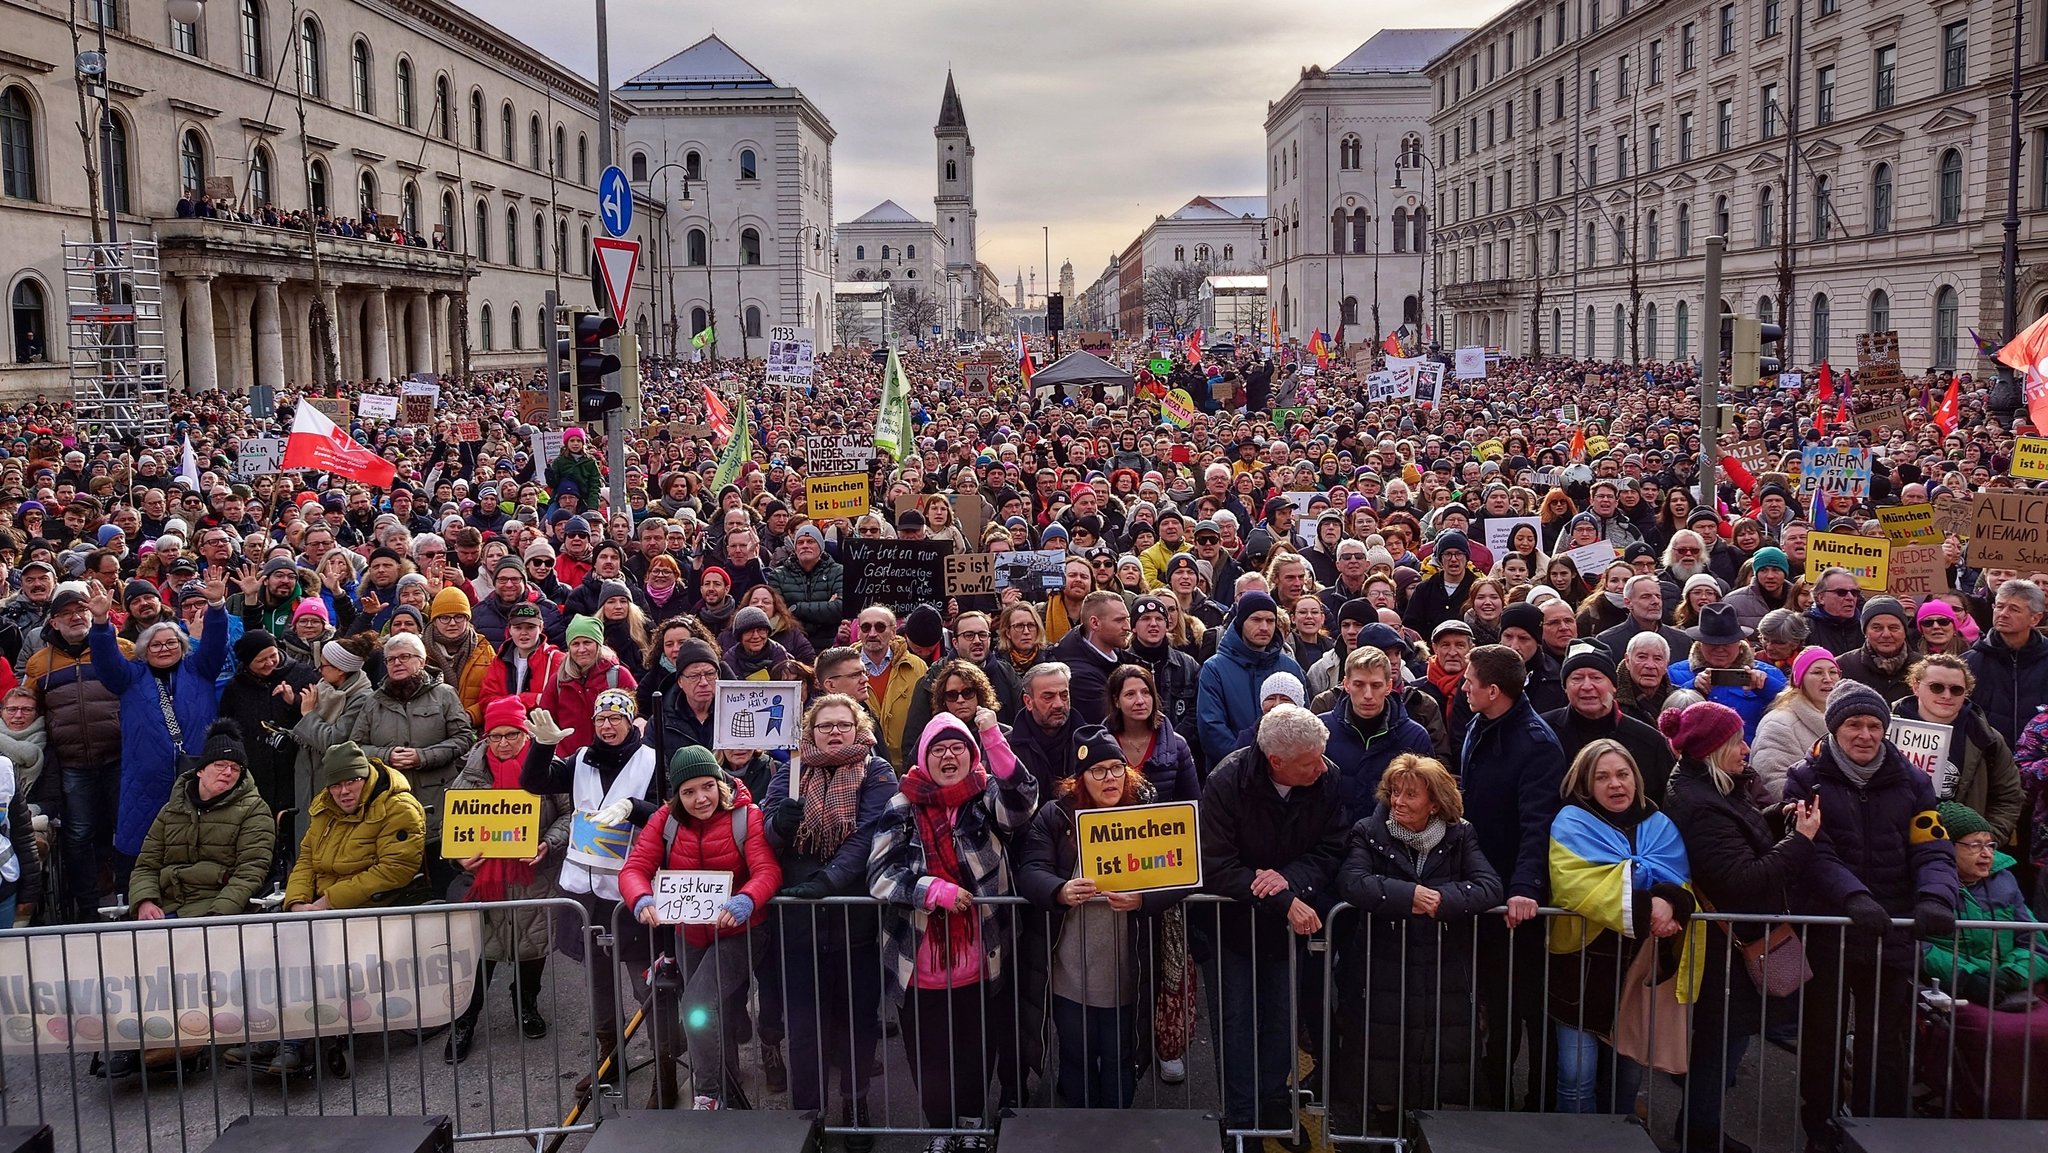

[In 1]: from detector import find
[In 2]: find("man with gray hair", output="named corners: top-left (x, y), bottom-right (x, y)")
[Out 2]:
top-left (1595, 573), bottom-right (1692, 659)
top-left (1965, 576), bottom-right (2048, 749)
top-left (1008, 662), bottom-right (1079, 791)
top-left (1806, 566), bottom-right (1866, 656)
top-left (1201, 703), bottom-right (1346, 1135)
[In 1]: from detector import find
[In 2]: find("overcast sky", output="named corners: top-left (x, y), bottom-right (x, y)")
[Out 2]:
top-left (464, 0), bottom-right (1506, 301)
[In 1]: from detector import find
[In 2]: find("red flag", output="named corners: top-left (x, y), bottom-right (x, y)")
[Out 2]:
top-left (1382, 331), bottom-right (1403, 357)
top-left (1308, 329), bottom-right (1330, 369)
top-left (1812, 363), bottom-right (1834, 433)
top-left (283, 398), bottom-right (395, 488)
top-left (1997, 313), bottom-right (2048, 431)
top-left (1933, 377), bottom-right (1962, 436)
top-left (702, 382), bottom-right (733, 443)
top-left (1017, 332), bottom-right (1036, 388)
top-left (1569, 424), bottom-right (1586, 461)
top-left (1186, 329), bottom-right (1204, 365)
top-left (1720, 453), bottom-right (1756, 495)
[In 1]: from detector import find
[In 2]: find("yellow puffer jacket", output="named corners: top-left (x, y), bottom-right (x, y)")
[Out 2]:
top-left (285, 760), bottom-right (427, 910)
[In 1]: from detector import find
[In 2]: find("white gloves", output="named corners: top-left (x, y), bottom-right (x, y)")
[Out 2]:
top-left (527, 708), bottom-right (572, 746)
top-left (592, 798), bottom-right (634, 826)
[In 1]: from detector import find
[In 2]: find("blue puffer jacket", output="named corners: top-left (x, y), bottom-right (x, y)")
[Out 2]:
top-left (1458, 693), bottom-right (1566, 902)
top-left (1321, 694), bottom-right (1435, 826)
top-left (1196, 619), bottom-right (1304, 763)
top-left (1784, 737), bottom-right (1960, 970)
top-left (1669, 657), bottom-right (1784, 740)
top-left (90, 608), bottom-right (230, 857)
top-left (1964, 629), bottom-right (2048, 749)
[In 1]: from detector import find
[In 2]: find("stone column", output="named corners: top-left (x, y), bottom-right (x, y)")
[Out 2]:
top-left (159, 276), bottom-right (186, 394)
top-left (180, 274), bottom-right (218, 392)
top-left (365, 288), bottom-right (392, 383)
top-left (408, 293), bottom-right (432, 377)
top-left (254, 278), bottom-right (285, 397)
top-left (226, 286), bottom-right (254, 395)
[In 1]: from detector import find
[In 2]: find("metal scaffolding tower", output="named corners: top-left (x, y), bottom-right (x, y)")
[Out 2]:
top-left (63, 239), bottom-right (172, 445)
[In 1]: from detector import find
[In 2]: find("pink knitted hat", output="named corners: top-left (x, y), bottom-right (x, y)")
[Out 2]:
top-left (1790, 645), bottom-right (1837, 688)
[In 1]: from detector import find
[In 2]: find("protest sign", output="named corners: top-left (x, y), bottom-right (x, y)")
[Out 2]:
top-left (1367, 372), bottom-right (1396, 402)
top-left (1888, 719), bottom-right (1957, 798)
top-left (1798, 445), bottom-right (1872, 500)
top-left (805, 434), bottom-right (875, 476)
top-left (454, 418), bottom-right (482, 442)
top-left (439, 789), bottom-right (542, 859)
top-left (235, 436), bottom-right (282, 478)
top-left (1273, 406), bottom-right (1313, 426)
top-left (0, 911), bottom-right (479, 1053)
top-left (400, 378), bottom-right (439, 425)
top-left (1075, 801), bottom-right (1203, 894)
top-left (302, 395), bottom-right (351, 426)
top-left (357, 393), bottom-right (399, 421)
top-left (1560, 540), bottom-right (1618, 577)
top-left (1967, 491), bottom-right (2048, 568)
top-left (843, 539), bottom-right (952, 616)
top-left (1778, 372), bottom-right (1804, 390)
top-left (1877, 504), bottom-right (1938, 544)
top-left (714, 681), bottom-right (802, 746)
top-left (998, 549), bottom-right (1068, 592)
top-left (1148, 357), bottom-right (1174, 378)
top-left (1161, 389), bottom-right (1196, 428)
top-left (1933, 490), bottom-right (1976, 538)
top-left (804, 473), bottom-right (870, 521)
top-left (1885, 543), bottom-right (1947, 599)
top-left (962, 363), bottom-right (992, 395)
top-left (1412, 360), bottom-right (1445, 405)
top-left (1850, 403), bottom-right (1907, 434)
top-left (652, 871), bottom-right (735, 925)
top-left (2012, 436), bottom-right (2048, 480)
top-left (1454, 346), bottom-right (1487, 380)
top-left (1484, 516), bottom-right (1542, 558)
top-left (1855, 331), bottom-right (1906, 390)
top-left (1723, 439), bottom-right (1777, 474)
top-left (764, 326), bottom-right (815, 388)
top-left (1805, 532), bottom-right (1889, 591)
top-left (945, 553), bottom-right (995, 597)
top-left (517, 391), bottom-right (552, 425)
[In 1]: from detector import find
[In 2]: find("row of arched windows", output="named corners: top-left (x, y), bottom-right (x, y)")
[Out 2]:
top-left (1546, 286), bottom-right (1958, 369)
top-left (627, 147), bottom-right (761, 184)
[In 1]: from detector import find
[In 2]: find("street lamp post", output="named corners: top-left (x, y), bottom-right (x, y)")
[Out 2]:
top-left (792, 222), bottom-right (825, 330)
top-left (639, 160), bottom-right (717, 358)
top-left (1393, 151), bottom-right (1439, 351)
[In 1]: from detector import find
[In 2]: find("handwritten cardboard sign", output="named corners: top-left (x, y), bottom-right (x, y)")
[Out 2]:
top-left (1885, 543), bottom-right (1948, 600)
top-left (1888, 719), bottom-right (1956, 799)
top-left (652, 870), bottom-right (734, 925)
top-left (944, 553), bottom-right (995, 597)
top-left (842, 538), bottom-right (953, 616)
top-left (1967, 491), bottom-right (2048, 568)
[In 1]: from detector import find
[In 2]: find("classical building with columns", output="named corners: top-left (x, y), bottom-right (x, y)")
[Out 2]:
top-left (0, 0), bottom-right (660, 398)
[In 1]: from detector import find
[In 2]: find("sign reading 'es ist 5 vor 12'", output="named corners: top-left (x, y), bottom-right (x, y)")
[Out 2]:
top-left (1076, 800), bottom-right (1202, 893)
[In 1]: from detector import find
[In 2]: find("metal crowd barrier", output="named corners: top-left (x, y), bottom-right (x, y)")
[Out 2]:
top-left (1, 897), bottom-right (2043, 1153)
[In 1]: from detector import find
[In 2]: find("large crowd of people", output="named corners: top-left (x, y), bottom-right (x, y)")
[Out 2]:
top-left (0, 329), bottom-right (2041, 1148)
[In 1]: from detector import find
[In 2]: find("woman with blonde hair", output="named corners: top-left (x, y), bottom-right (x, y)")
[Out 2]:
top-left (1331, 753), bottom-right (1501, 1130)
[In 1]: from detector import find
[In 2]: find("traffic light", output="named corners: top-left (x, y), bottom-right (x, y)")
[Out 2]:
top-left (1721, 314), bottom-right (1785, 386)
top-left (549, 304), bottom-right (573, 418)
top-left (1756, 321), bottom-right (1785, 378)
top-left (574, 311), bottom-right (621, 423)
top-left (1046, 292), bottom-right (1065, 333)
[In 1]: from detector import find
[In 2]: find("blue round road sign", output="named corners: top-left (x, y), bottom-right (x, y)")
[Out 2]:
top-left (598, 165), bottom-right (632, 238)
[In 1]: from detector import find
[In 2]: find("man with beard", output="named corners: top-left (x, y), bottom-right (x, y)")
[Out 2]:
top-left (117, 578), bottom-right (169, 644)
top-left (1197, 591), bottom-right (1306, 760)
top-left (1724, 546), bottom-right (1795, 631)
top-left (25, 582), bottom-right (132, 918)
top-left (474, 557), bottom-right (565, 648)
top-left (1045, 590), bottom-right (1134, 725)
top-left (1126, 593), bottom-right (1200, 740)
top-left (233, 556), bottom-right (310, 639)
top-left (1655, 530), bottom-right (1714, 614)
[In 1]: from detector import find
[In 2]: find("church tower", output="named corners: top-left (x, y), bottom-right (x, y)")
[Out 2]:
top-left (935, 72), bottom-right (979, 335)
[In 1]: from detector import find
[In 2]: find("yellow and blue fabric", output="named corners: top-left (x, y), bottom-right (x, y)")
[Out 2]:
top-left (1547, 805), bottom-right (1707, 1002)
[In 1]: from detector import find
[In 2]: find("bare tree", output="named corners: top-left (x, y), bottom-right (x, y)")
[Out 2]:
top-left (1143, 265), bottom-right (1223, 332)
top-left (835, 297), bottom-right (873, 345)
top-left (890, 285), bottom-right (942, 344)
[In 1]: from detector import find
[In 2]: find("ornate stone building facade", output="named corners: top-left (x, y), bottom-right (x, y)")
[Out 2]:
top-left (1428, 0), bottom-right (2048, 371)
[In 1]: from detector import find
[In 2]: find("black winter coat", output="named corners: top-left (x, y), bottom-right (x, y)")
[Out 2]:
top-left (1458, 695), bottom-right (1566, 901)
top-left (1543, 705), bottom-right (1677, 805)
top-left (1964, 629), bottom-right (2048, 748)
top-left (1045, 629), bottom-right (1132, 728)
top-left (1333, 809), bottom-right (1502, 1106)
top-left (1200, 743), bottom-right (1347, 958)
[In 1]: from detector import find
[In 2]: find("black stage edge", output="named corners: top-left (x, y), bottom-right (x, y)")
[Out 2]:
top-left (1839, 1117), bottom-right (2048, 1153)
top-left (201, 1115), bottom-right (451, 1153)
top-left (0, 1126), bottom-right (52, 1153)
top-left (585, 1109), bottom-right (822, 1153)
top-left (1413, 1110), bottom-right (1660, 1153)
top-left (996, 1109), bottom-right (1221, 1153)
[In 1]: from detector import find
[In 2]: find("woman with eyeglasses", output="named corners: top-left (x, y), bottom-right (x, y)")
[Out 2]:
top-left (762, 694), bottom-right (900, 1135)
top-left (1915, 599), bottom-right (1970, 656)
top-left (869, 709), bottom-right (1037, 1132)
top-left (1893, 655), bottom-right (2024, 845)
top-left (443, 697), bottom-right (569, 1063)
top-left (1018, 724), bottom-right (1184, 1107)
top-left (1922, 801), bottom-right (2048, 1010)
top-left (87, 573), bottom-right (231, 879)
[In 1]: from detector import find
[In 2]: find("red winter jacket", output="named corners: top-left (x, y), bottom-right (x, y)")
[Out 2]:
top-left (537, 654), bottom-right (636, 759)
top-left (480, 643), bottom-right (568, 713)
top-left (619, 784), bottom-right (781, 947)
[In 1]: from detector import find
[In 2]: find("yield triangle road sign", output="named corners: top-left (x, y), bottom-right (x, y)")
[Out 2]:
top-left (592, 236), bottom-right (640, 323)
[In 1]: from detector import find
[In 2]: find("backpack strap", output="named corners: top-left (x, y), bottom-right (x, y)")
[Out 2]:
top-left (731, 805), bottom-right (749, 853)
top-left (605, 666), bottom-right (622, 691)
top-left (661, 805), bottom-right (749, 861)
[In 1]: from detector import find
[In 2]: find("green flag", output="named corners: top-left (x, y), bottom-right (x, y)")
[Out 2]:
top-left (691, 325), bottom-right (716, 350)
top-left (711, 392), bottom-right (750, 490)
top-left (873, 345), bottom-right (912, 459)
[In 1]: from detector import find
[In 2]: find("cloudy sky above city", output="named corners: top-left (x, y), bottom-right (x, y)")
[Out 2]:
top-left (466, 0), bottom-right (1505, 302)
